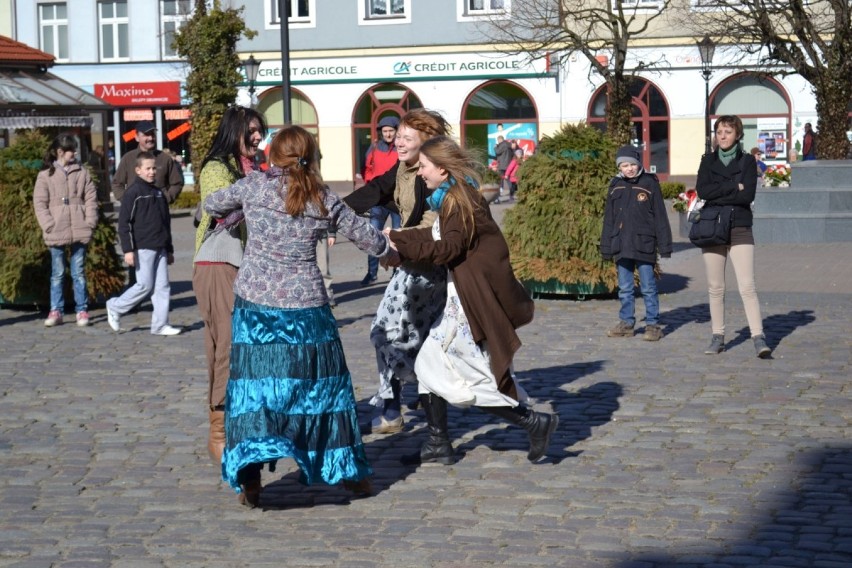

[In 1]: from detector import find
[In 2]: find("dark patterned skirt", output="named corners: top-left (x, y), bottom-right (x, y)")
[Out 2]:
top-left (222, 296), bottom-right (372, 493)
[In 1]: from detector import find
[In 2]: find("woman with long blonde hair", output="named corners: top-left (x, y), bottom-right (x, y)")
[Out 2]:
top-left (204, 125), bottom-right (393, 506)
top-left (388, 136), bottom-right (559, 465)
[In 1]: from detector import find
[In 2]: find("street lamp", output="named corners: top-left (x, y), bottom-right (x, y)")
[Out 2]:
top-left (697, 35), bottom-right (716, 154)
top-left (243, 54), bottom-right (260, 108)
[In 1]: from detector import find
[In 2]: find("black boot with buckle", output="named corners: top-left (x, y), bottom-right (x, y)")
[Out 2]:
top-left (481, 405), bottom-right (559, 462)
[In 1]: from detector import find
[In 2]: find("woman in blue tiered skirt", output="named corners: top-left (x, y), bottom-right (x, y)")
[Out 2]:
top-left (204, 125), bottom-right (394, 507)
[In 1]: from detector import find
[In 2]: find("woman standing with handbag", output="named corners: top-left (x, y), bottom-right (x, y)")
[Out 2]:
top-left (696, 115), bottom-right (770, 358)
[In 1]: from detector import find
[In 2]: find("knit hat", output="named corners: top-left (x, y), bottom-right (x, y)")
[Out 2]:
top-left (377, 116), bottom-right (400, 131)
top-left (615, 145), bottom-right (641, 167)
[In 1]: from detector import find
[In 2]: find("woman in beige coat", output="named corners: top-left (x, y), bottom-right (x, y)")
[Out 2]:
top-left (33, 133), bottom-right (98, 327)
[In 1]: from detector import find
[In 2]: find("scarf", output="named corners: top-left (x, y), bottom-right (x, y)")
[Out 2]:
top-left (718, 144), bottom-right (738, 166)
top-left (427, 177), bottom-right (455, 211)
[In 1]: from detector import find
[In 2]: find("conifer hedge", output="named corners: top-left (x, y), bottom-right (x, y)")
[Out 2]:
top-left (0, 131), bottom-right (125, 307)
top-left (503, 123), bottom-right (618, 296)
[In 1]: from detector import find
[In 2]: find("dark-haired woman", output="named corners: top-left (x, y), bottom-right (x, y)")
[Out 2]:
top-left (33, 133), bottom-right (98, 328)
top-left (192, 106), bottom-right (267, 467)
top-left (204, 125), bottom-right (393, 507)
top-left (696, 115), bottom-right (771, 359)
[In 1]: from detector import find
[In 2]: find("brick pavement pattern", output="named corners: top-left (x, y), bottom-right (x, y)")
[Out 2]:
top-left (1, 205), bottom-right (851, 567)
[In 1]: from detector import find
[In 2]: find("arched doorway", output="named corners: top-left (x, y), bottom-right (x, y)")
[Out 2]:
top-left (256, 88), bottom-right (319, 169)
top-left (461, 80), bottom-right (538, 165)
top-left (710, 73), bottom-right (790, 162)
top-left (257, 87), bottom-right (319, 135)
top-left (588, 78), bottom-right (670, 177)
top-left (352, 83), bottom-right (422, 178)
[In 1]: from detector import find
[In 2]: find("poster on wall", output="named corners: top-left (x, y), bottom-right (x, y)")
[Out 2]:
top-left (487, 123), bottom-right (538, 162)
top-left (756, 117), bottom-right (788, 160)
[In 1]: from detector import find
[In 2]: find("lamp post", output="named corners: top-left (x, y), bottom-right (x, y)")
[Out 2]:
top-left (243, 54), bottom-right (260, 108)
top-left (279, 0), bottom-right (292, 124)
top-left (697, 35), bottom-right (716, 154)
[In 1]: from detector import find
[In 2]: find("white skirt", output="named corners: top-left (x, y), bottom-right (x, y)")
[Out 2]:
top-left (415, 278), bottom-right (527, 408)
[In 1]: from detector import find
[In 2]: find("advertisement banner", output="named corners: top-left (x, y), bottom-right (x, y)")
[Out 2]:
top-left (95, 82), bottom-right (182, 107)
top-left (487, 122), bottom-right (538, 161)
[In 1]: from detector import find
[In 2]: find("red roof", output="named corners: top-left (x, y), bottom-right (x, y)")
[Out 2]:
top-left (0, 35), bottom-right (55, 67)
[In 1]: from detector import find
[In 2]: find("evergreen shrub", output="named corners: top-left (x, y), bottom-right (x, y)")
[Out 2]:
top-left (502, 123), bottom-right (618, 295)
top-left (0, 130), bottom-right (125, 307)
top-left (660, 181), bottom-right (686, 200)
top-left (171, 190), bottom-right (200, 210)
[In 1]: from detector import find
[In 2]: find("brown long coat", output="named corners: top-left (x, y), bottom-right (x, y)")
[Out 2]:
top-left (390, 198), bottom-right (533, 397)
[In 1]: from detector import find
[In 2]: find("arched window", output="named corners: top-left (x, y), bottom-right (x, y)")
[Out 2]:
top-left (710, 73), bottom-right (790, 161)
top-left (588, 78), bottom-right (670, 176)
top-left (352, 83), bottom-right (422, 177)
top-left (461, 80), bottom-right (538, 165)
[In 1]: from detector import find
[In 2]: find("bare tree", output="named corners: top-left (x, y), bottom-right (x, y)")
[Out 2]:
top-left (477, 0), bottom-right (673, 145)
top-left (681, 0), bottom-right (851, 159)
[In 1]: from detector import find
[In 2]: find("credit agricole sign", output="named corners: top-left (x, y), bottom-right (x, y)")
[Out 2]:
top-left (253, 52), bottom-right (548, 85)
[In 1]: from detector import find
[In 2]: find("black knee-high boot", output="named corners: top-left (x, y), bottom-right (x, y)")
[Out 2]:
top-left (481, 405), bottom-right (558, 462)
top-left (402, 393), bottom-right (455, 465)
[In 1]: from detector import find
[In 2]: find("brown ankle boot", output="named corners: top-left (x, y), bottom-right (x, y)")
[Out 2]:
top-left (208, 409), bottom-right (225, 465)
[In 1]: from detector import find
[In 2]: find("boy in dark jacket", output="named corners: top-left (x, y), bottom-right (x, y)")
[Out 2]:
top-left (106, 152), bottom-right (181, 336)
top-left (600, 146), bottom-right (673, 341)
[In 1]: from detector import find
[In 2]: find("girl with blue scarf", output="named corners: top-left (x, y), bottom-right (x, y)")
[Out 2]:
top-left (388, 136), bottom-right (559, 465)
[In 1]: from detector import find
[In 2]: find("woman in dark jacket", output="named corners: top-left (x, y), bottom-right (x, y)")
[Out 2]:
top-left (388, 136), bottom-right (558, 465)
top-left (696, 115), bottom-right (770, 358)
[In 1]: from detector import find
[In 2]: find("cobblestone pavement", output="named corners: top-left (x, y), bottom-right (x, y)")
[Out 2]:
top-left (1, 204), bottom-right (851, 567)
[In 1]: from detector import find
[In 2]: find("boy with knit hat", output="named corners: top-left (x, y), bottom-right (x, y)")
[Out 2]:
top-left (600, 145), bottom-right (672, 341)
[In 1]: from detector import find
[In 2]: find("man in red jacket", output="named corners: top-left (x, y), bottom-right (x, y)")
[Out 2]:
top-left (361, 115), bottom-right (401, 286)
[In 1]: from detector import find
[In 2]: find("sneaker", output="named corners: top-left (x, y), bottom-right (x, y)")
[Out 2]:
top-left (152, 325), bottom-right (182, 336)
top-left (360, 274), bottom-right (377, 287)
top-left (643, 324), bottom-right (663, 342)
top-left (705, 334), bottom-right (725, 354)
top-left (607, 321), bottom-right (634, 337)
top-left (76, 311), bottom-right (90, 327)
top-left (106, 301), bottom-right (121, 332)
top-left (367, 414), bottom-right (404, 435)
top-left (44, 310), bottom-right (63, 327)
top-left (753, 334), bottom-right (771, 359)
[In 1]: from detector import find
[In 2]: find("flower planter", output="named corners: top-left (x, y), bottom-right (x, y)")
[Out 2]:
top-left (521, 278), bottom-right (614, 300)
top-left (678, 211), bottom-right (690, 239)
top-left (480, 183), bottom-right (500, 204)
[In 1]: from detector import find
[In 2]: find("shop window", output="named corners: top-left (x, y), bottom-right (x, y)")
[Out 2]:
top-left (352, 83), bottom-right (422, 177)
top-left (267, 0), bottom-right (315, 28)
top-left (710, 73), bottom-right (790, 161)
top-left (588, 78), bottom-right (670, 175)
top-left (99, 1), bottom-right (129, 61)
top-left (461, 80), bottom-right (538, 166)
top-left (39, 3), bottom-right (68, 61)
top-left (359, 0), bottom-right (411, 24)
top-left (161, 0), bottom-right (192, 59)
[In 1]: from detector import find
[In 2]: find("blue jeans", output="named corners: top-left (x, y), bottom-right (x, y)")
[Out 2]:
top-left (616, 258), bottom-right (658, 327)
top-left (367, 206), bottom-right (401, 277)
top-left (49, 243), bottom-right (88, 313)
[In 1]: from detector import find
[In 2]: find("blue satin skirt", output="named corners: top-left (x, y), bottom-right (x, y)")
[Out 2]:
top-left (222, 296), bottom-right (372, 492)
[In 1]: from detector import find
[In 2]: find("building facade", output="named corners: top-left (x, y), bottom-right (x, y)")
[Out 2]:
top-left (7, 0), bottom-right (837, 184)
